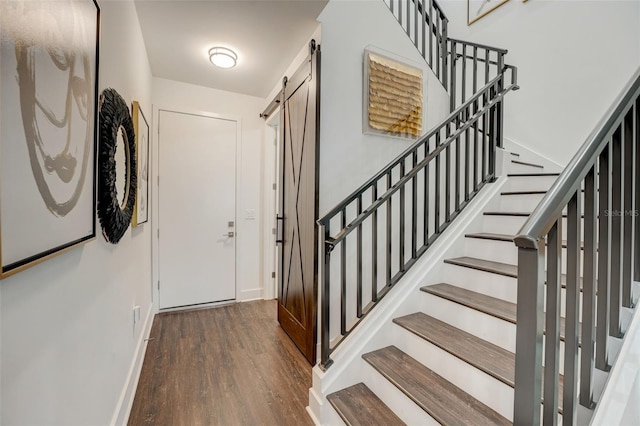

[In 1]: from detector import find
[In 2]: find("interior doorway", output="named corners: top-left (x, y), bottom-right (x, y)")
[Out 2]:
top-left (264, 112), bottom-right (280, 301)
top-left (157, 109), bottom-right (239, 310)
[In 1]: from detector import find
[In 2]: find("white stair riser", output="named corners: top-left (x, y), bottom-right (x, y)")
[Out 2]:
top-left (499, 193), bottom-right (547, 211)
top-left (392, 323), bottom-right (515, 421)
top-left (465, 238), bottom-right (518, 265)
top-left (362, 361), bottom-right (440, 426)
top-left (505, 176), bottom-right (558, 192)
top-left (441, 263), bottom-right (518, 303)
top-left (483, 215), bottom-right (529, 235)
top-left (419, 292), bottom-right (516, 352)
top-left (510, 163), bottom-right (546, 174)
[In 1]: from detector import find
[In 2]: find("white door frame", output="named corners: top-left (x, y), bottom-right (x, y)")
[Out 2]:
top-left (152, 105), bottom-right (242, 312)
top-left (263, 111), bottom-right (280, 300)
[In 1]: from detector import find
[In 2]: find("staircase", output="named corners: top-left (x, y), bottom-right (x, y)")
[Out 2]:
top-left (311, 0), bottom-right (640, 424)
top-left (324, 161), bottom-right (579, 425)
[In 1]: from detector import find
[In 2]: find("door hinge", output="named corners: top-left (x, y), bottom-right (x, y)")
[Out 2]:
top-left (272, 183), bottom-right (276, 190)
top-left (272, 227), bottom-right (276, 235)
top-left (157, 176), bottom-right (160, 186)
top-left (271, 272), bottom-right (276, 278)
top-left (157, 229), bottom-right (160, 239)
top-left (157, 280), bottom-right (160, 289)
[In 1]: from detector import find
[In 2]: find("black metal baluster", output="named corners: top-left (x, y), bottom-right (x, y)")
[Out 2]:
top-left (611, 127), bottom-right (623, 337)
top-left (464, 106), bottom-right (471, 202)
top-left (386, 172), bottom-right (392, 286)
top-left (412, 151), bottom-right (418, 259)
top-left (461, 44), bottom-right (467, 104)
top-left (321, 224), bottom-right (332, 369)
top-left (421, 0), bottom-right (426, 60)
top-left (356, 196), bottom-right (363, 318)
top-left (406, 0), bottom-right (410, 37)
top-left (445, 125), bottom-right (451, 223)
top-left (399, 162), bottom-right (406, 272)
top-left (424, 141), bottom-right (430, 245)
top-left (449, 40), bottom-right (457, 111)
top-left (372, 184), bottom-right (378, 303)
top-left (564, 190), bottom-right (582, 424)
top-left (622, 110), bottom-right (634, 308)
top-left (414, 0), bottom-right (418, 49)
top-left (435, 131), bottom-right (441, 233)
top-left (428, 0), bottom-right (433, 68)
top-left (596, 144), bottom-right (611, 370)
top-left (543, 219), bottom-right (561, 424)
top-left (634, 99), bottom-right (640, 281)
top-left (482, 109), bottom-right (487, 180)
top-left (580, 166), bottom-right (597, 408)
top-left (340, 209), bottom-right (347, 336)
top-left (435, 16), bottom-right (441, 79)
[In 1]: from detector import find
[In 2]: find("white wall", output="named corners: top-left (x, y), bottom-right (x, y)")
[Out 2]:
top-left (317, 0), bottom-right (451, 214)
top-left (439, 0), bottom-right (640, 165)
top-left (152, 78), bottom-right (267, 302)
top-left (1, 1), bottom-right (154, 425)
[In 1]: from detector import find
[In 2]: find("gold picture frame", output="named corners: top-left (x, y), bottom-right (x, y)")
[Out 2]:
top-left (468, 0), bottom-right (510, 25)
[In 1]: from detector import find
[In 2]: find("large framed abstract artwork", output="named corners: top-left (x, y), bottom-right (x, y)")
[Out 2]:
top-left (131, 101), bottom-right (149, 227)
top-left (0, 0), bottom-right (100, 278)
top-left (364, 49), bottom-right (423, 140)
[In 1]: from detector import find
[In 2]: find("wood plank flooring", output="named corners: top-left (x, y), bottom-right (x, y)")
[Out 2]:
top-left (128, 300), bottom-right (313, 426)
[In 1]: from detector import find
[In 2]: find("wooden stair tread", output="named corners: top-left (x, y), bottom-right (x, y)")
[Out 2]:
top-left (464, 233), bottom-right (579, 249)
top-left (363, 346), bottom-right (510, 426)
top-left (508, 172), bottom-right (560, 177)
top-left (500, 190), bottom-right (547, 195)
top-left (444, 256), bottom-right (518, 278)
top-left (422, 283), bottom-right (516, 324)
top-left (421, 283), bottom-right (582, 345)
top-left (512, 159), bottom-right (544, 169)
top-left (393, 312), bottom-right (515, 387)
top-left (484, 211), bottom-right (576, 218)
top-left (327, 383), bottom-right (405, 426)
top-left (443, 256), bottom-right (584, 290)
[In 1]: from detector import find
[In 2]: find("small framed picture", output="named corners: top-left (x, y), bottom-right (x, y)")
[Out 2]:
top-left (132, 101), bottom-right (149, 227)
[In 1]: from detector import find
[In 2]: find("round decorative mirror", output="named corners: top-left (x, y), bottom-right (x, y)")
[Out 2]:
top-left (97, 88), bottom-right (137, 244)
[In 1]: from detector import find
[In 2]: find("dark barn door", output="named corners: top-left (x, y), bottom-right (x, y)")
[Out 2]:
top-left (278, 41), bottom-right (320, 364)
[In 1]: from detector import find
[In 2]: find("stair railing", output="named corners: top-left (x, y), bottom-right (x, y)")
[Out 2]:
top-left (318, 62), bottom-right (519, 369)
top-left (385, 0), bottom-right (449, 87)
top-left (513, 67), bottom-right (640, 424)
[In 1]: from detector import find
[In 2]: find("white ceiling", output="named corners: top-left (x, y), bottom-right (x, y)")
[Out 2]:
top-left (134, 0), bottom-right (327, 99)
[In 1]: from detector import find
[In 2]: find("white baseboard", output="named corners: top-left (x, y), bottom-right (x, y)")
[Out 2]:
top-left (110, 304), bottom-right (155, 426)
top-left (239, 287), bottom-right (264, 302)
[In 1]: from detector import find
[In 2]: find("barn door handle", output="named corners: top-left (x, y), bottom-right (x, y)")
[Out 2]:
top-left (276, 216), bottom-right (284, 244)
top-left (222, 231), bottom-right (235, 238)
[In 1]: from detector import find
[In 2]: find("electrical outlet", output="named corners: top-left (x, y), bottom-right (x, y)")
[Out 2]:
top-left (133, 305), bottom-right (141, 325)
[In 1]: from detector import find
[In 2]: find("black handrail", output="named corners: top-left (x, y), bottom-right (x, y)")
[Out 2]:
top-left (513, 67), bottom-right (640, 424)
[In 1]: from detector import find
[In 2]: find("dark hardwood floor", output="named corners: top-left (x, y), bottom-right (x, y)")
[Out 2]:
top-left (128, 300), bottom-right (314, 426)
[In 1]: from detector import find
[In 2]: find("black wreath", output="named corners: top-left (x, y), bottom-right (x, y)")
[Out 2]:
top-left (98, 88), bottom-right (137, 244)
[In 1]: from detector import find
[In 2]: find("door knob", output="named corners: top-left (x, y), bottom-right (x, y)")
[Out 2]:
top-left (223, 231), bottom-right (235, 238)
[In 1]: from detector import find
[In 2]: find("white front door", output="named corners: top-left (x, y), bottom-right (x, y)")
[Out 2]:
top-left (158, 109), bottom-right (237, 310)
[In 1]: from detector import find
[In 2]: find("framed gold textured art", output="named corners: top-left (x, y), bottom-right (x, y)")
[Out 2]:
top-left (0, 0), bottom-right (100, 278)
top-left (131, 101), bottom-right (149, 227)
top-left (468, 0), bottom-right (510, 25)
top-left (364, 49), bottom-right (423, 140)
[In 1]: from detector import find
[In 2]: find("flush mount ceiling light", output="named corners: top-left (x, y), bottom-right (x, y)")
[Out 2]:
top-left (209, 47), bottom-right (237, 69)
